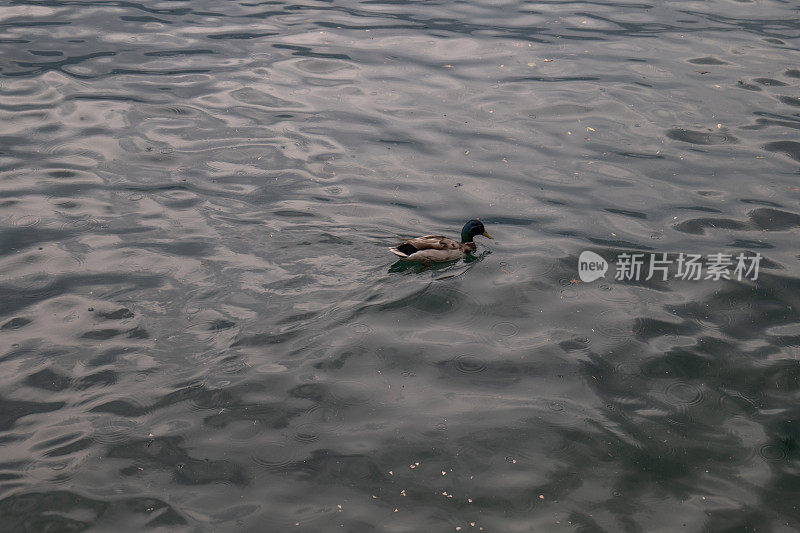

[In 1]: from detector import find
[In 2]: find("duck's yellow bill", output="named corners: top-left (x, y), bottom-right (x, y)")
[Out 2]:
top-left (482, 231), bottom-right (494, 239)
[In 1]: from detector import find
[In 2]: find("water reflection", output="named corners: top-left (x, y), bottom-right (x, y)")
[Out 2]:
top-left (388, 249), bottom-right (490, 274)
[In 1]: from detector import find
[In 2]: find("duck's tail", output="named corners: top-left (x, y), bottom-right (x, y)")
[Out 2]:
top-left (388, 247), bottom-right (410, 258)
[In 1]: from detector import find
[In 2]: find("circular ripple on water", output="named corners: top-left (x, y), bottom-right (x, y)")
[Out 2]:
top-left (592, 308), bottom-right (646, 342)
top-left (313, 405), bottom-right (348, 438)
top-left (58, 214), bottom-right (99, 232)
top-left (758, 443), bottom-right (788, 463)
top-left (250, 439), bottom-right (300, 472)
top-left (154, 189), bottom-right (202, 209)
top-left (187, 384), bottom-right (227, 412)
top-left (91, 417), bottom-right (143, 445)
top-left (134, 371), bottom-right (151, 383)
top-left (614, 359), bottom-right (643, 378)
top-left (525, 245), bottom-right (562, 281)
top-left (562, 336), bottom-right (591, 352)
top-left (637, 421), bottom-right (685, 460)
top-left (593, 281), bottom-right (635, 304)
top-left (227, 419), bottom-right (267, 443)
top-left (323, 379), bottom-right (376, 408)
top-left (292, 422), bottom-right (322, 444)
top-left (49, 461), bottom-right (72, 478)
top-left (11, 214), bottom-right (42, 227)
top-left (453, 354), bottom-right (488, 374)
top-left (714, 298), bottom-right (747, 332)
top-left (216, 354), bottom-right (251, 375)
top-left (24, 458), bottom-right (78, 488)
top-left (606, 359), bottom-right (648, 402)
top-left (351, 323), bottom-right (372, 335)
top-left (557, 277), bottom-right (580, 300)
top-left (664, 381), bottom-right (705, 408)
top-left (491, 321), bottom-right (519, 338)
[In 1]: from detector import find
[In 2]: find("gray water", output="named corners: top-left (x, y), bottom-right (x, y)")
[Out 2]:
top-left (1, 0), bottom-right (800, 531)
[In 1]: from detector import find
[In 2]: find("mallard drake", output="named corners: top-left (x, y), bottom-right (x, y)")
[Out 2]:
top-left (389, 219), bottom-right (493, 262)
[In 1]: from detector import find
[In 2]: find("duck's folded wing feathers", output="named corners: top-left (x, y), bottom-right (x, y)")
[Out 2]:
top-left (397, 235), bottom-right (459, 250)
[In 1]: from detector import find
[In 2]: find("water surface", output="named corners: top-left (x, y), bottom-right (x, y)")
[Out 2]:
top-left (1, 0), bottom-right (800, 530)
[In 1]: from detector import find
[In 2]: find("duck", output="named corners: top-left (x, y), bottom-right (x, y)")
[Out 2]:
top-left (389, 219), bottom-right (493, 262)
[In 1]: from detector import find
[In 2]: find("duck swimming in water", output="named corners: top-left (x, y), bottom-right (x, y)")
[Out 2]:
top-left (389, 219), bottom-right (493, 262)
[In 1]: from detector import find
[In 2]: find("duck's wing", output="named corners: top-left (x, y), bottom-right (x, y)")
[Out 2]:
top-left (389, 235), bottom-right (460, 260)
top-left (399, 235), bottom-right (460, 251)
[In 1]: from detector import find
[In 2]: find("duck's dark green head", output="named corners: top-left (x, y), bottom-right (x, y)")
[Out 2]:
top-left (461, 219), bottom-right (494, 243)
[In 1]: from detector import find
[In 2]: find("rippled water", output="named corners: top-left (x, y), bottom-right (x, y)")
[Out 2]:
top-left (1, 0), bottom-right (800, 530)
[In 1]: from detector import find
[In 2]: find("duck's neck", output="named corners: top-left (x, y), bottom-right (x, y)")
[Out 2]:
top-left (461, 229), bottom-right (472, 243)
